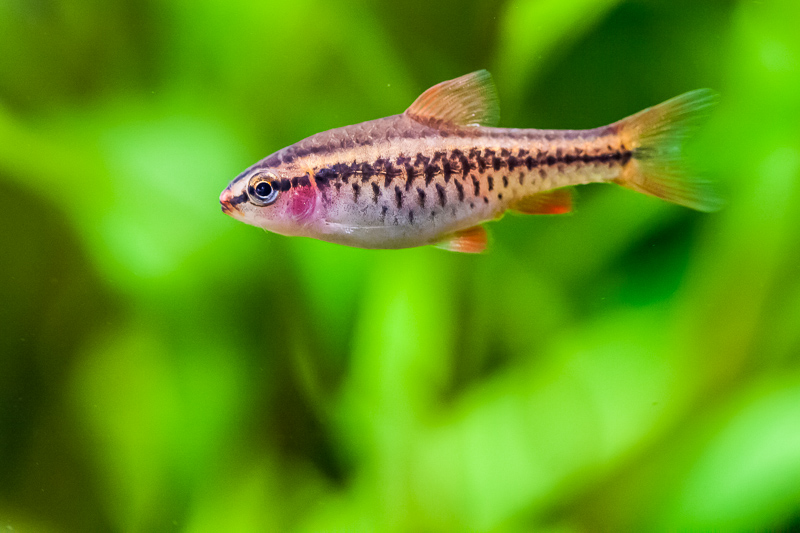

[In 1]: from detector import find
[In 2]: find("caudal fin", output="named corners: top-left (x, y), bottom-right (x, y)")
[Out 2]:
top-left (615, 89), bottom-right (722, 212)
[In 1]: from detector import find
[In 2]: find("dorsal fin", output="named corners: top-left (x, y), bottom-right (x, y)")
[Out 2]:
top-left (405, 70), bottom-right (500, 129)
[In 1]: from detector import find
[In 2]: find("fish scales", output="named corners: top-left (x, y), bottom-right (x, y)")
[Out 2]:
top-left (220, 71), bottom-right (720, 252)
top-left (268, 119), bottom-right (625, 237)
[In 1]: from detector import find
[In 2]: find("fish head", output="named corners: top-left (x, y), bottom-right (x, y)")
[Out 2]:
top-left (220, 165), bottom-right (318, 237)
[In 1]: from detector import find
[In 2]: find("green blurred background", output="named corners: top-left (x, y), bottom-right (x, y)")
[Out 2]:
top-left (2, 0), bottom-right (799, 530)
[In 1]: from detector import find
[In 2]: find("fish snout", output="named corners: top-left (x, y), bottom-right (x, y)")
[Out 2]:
top-left (220, 187), bottom-right (238, 215)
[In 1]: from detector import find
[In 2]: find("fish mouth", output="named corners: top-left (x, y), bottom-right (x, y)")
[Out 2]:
top-left (219, 187), bottom-right (239, 215)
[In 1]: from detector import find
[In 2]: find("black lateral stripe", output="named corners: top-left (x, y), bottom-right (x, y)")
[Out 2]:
top-left (314, 167), bottom-right (337, 187)
top-left (334, 163), bottom-right (352, 183)
top-left (487, 176), bottom-right (494, 191)
top-left (442, 161), bottom-right (453, 183)
top-left (352, 183), bottom-right (360, 202)
top-left (229, 191), bottom-right (249, 206)
top-left (502, 175), bottom-right (508, 188)
top-left (476, 155), bottom-right (487, 173)
top-left (395, 185), bottom-right (403, 208)
top-left (459, 155), bottom-right (471, 176)
top-left (385, 162), bottom-right (400, 179)
top-left (405, 164), bottom-right (416, 190)
top-left (424, 164), bottom-right (438, 185)
top-left (371, 182), bottom-right (380, 203)
top-left (471, 175), bottom-right (480, 196)
top-left (525, 156), bottom-right (536, 170)
top-left (416, 187), bottom-right (426, 207)
top-left (361, 162), bottom-right (375, 179)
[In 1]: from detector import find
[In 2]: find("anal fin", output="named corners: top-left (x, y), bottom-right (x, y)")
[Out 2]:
top-left (511, 188), bottom-right (573, 215)
top-left (435, 225), bottom-right (488, 254)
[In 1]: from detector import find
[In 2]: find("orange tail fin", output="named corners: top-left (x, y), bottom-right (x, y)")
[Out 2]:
top-left (615, 89), bottom-right (722, 212)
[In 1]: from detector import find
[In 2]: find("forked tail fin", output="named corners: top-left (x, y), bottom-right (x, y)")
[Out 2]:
top-left (615, 89), bottom-right (722, 212)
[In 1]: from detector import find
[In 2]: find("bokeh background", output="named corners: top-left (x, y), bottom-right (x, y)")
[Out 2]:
top-left (2, 0), bottom-right (800, 530)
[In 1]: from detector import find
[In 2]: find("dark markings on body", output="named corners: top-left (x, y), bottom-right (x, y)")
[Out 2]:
top-left (443, 161), bottom-right (453, 182)
top-left (302, 146), bottom-right (632, 194)
top-left (435, 183), bottom-right (446, 207)
top-left (454, 180), bottom-right (465, 202)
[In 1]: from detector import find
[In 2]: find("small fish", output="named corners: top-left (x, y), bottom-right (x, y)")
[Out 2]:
top-left (220, 71), bottom-right (719, 253)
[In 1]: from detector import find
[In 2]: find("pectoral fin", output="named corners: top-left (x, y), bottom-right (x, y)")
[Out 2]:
top-left (435, 225), bottom-right (488, 254)
top-left (511, 188), bottom-right (573, 215)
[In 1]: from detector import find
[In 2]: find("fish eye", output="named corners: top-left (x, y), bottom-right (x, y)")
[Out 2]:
top-left (247, 173), bottom-right (279, 206)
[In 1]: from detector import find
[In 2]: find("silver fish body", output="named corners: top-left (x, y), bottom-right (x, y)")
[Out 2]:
top-left (221, 71), bottom-right (719, 252)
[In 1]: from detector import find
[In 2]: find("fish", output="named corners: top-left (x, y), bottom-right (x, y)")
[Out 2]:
top-left (220, 70), bottom-right (720, 253)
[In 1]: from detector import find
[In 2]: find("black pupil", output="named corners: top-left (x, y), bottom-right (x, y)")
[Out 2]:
top-left (255, 181), bottom-right (273, 198)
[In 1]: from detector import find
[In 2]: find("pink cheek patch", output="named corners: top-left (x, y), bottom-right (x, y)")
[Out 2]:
top-left (289, 187), bottom-right (317, 221)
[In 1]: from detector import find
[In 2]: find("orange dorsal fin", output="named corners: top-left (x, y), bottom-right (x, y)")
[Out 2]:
top-left (511, 188), bottom-right (573, 215)
top-left (406, 70), bottom-right (500, 129)
top-left (435, 225), bottom-right (488, 253)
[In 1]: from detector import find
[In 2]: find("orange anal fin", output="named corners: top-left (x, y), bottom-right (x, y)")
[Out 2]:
top-left (511, 188), bottom-right (573, 215)
top-left (435, 225), bottom-right (488, 254)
